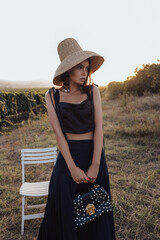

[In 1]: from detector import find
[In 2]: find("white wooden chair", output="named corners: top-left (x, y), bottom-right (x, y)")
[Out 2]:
top-left (19, 147), bottom-right (57, 235)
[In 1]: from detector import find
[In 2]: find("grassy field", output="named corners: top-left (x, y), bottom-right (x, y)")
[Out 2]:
top-left (0, 92), bottom-right (160, 239)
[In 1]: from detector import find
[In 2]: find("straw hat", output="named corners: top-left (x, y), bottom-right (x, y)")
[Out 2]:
top-left (53, 38), bottom-right (105, 86)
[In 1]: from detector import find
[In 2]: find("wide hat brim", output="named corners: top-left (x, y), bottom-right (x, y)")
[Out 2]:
top-left (53, 50), bottom-right (105, 86)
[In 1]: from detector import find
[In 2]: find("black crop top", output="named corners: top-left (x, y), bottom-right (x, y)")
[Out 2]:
top-left (49, 84), bottom-right (96, 134)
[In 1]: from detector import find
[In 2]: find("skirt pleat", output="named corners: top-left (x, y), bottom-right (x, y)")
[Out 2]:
top-left (37, 139), bottom-right (116, 240)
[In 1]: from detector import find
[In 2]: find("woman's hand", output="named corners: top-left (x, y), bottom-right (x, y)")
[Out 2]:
top-left (85, 163), bottom-right (100, 183)
top-left (69, 166), bottom-right (90, 184)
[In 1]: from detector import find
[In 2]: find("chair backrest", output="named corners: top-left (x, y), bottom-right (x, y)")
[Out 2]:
top-left (21, 147), bottom-right (57, 183)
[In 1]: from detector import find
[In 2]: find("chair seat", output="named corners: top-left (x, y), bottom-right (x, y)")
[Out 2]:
top-left (20, 181), bottom-right (49, 197)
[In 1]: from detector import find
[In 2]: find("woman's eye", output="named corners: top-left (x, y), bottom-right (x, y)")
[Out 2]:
top-left (77, 66), bottom-right (89, 71)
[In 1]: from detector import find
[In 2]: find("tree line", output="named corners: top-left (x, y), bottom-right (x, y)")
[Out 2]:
top-left (107, 62), bottom-right (160, 99)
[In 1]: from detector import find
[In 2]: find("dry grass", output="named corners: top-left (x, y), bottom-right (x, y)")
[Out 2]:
top-left (0, 93), bottom-right (160, 239)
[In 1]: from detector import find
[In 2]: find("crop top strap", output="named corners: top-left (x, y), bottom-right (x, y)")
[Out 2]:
top-left (48, 87), bottom-right (59, 112)
top-left (91, 84), bottom-right (93, 101)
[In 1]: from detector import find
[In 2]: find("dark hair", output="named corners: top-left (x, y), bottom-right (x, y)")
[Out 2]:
top-left (59, 58), bottom-right (94, 95)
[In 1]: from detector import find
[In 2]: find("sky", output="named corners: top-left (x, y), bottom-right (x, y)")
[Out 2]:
top-left (0, 0), bottom-right (160, 86)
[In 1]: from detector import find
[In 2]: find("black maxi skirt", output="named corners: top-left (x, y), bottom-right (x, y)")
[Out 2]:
top-left (37, 139), bottom-right (116, 240)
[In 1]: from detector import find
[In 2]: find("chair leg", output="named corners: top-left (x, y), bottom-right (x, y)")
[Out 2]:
top-left (21, 196), bottom-right (25, 235)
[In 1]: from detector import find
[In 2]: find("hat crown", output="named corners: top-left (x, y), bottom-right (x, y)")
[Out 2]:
top-left (57, 38), bottom-right (83, 62)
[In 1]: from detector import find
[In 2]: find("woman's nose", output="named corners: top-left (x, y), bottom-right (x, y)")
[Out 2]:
top-left (82, 67), bottom-right (87, 75)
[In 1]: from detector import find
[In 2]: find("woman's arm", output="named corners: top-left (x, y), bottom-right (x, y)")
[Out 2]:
top-left (91, 84), bottom-right (104, 167)
top-left (45, 90), bottom-right (77, 171)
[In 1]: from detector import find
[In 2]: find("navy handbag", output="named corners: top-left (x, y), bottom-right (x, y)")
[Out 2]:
top-left (73, 184), bottom-right (113, 228)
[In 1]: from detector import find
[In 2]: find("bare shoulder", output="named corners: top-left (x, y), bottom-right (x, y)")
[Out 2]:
top-left (45, 87), bottom-right (56, 100)
top-left (45, 88), bottom-right (56, 106)
top-left (93, 83), bottom-right (99, 90)
top-left (45, 90), bottom-right (49, 99)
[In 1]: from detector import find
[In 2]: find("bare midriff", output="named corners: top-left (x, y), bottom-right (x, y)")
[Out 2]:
top-left (65, 131), bottom-right (94, 140)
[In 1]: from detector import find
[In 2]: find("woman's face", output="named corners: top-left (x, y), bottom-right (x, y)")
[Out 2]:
top-left (68, 59), bottom-right (90, 85)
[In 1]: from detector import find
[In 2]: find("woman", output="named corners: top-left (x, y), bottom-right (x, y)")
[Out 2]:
top-left (37, 38), bottom-right (116, 240)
